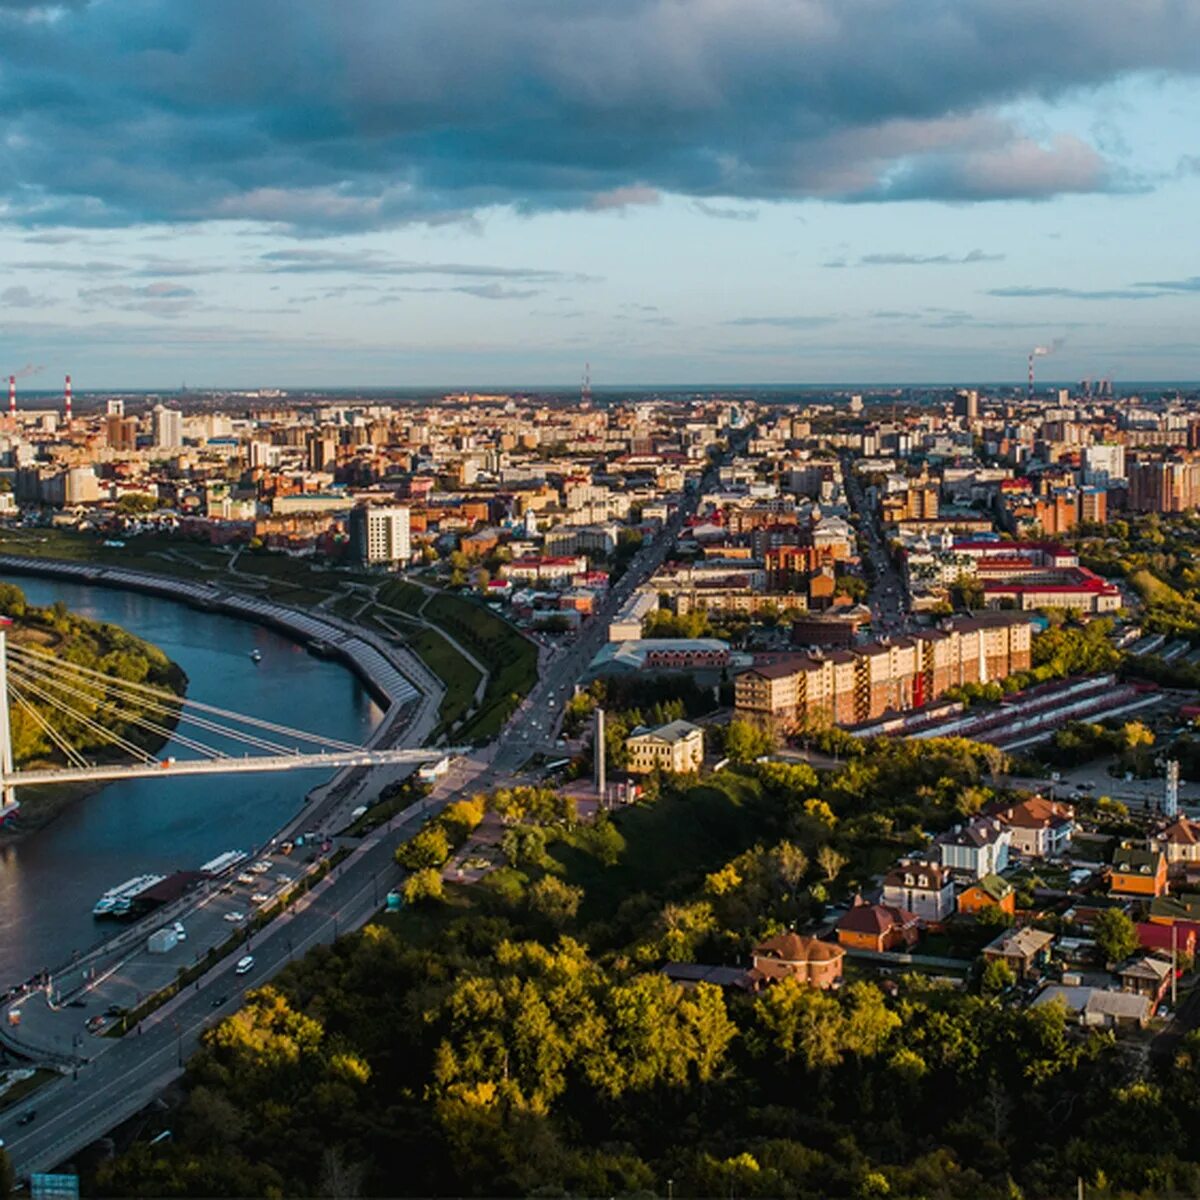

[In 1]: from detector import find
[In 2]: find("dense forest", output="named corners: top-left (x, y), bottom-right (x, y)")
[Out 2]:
top-left (91, 735), bottom-right (1200, 1200)
top-left (0, 582), bottom-right (185, 767)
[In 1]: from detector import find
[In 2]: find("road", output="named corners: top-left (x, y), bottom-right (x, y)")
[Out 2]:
top-left (0, 449), bottom-right (731, 1176)
top-left (841, 453), bottom-right (910, 634)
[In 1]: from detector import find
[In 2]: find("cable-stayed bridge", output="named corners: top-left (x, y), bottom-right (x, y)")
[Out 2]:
top-left (0, 631), bottom-right (455, 814)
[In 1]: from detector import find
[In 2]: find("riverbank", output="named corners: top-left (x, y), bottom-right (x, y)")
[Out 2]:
top-left (0, 583), bottom-right (189, 838)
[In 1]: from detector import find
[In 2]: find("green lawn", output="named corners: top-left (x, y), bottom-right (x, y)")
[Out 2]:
top-left (408, 626), bottom-right (483, 733)
top-left (424, 593), bottom-right (538, 739)
top-left (377, 580), bottom-right (430, 616)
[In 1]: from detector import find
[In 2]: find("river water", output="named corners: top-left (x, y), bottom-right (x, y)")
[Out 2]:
top-left (0, 576), bottom-right (384, 988)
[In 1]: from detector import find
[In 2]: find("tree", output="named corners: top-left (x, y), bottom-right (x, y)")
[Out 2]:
top-left (396, 825), bottom-right (451, 870)
top-left (981, 957), bottom-right (1016, 995)
top-left (1094, 907), bottom-right (1140, 965)
top-left (725, 719), bottom-right (775, 764)
top-left (527, 876), bottom-right (583, 928)
top-left (816, 844), bottom-right (848, 883)
top-left (402, 867), bottom-right (445, 905)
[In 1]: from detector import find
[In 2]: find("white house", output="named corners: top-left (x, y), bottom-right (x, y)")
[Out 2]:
top-left (881, 859), bottom-right (956, 923)
top-left (934, 816), bottom-right (1011, 880)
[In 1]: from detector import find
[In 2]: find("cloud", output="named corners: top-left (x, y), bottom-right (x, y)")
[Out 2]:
top-left (258, 249), bottom-right (593, 282)
top-left (690, 200), bottom-right (757, 222)
top-left (78, 281), bottom-right (200, 317)
top-left (1134, 276), bottom-right (1200, 293)
top-left (856, 249), bottom-right (1005, 266)
top-left (0, 285), bottom-right (52, 307)
top-left (0, 1), bottom-right (1196, 231)
top-left (724, 315), bottom-right (837, 329)
top-left (987, 285), bottom-right (1166, 300)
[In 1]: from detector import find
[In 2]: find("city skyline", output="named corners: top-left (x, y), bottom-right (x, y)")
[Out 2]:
top-left (1, 2), bottom-right (1200, 386)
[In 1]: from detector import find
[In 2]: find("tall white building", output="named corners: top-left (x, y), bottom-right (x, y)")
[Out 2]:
top-left (355, 505), bottom-right (411, 565)
top-left (1083, 443), bottom-right (1126, 485)
top-left (152, 404), bottom-right (184, 450)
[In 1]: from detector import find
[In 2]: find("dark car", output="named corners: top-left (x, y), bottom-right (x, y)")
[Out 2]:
top-left (16, 1110), bottom-right (35, 1126)
top-left (211, 995), bottom-right (227, 1008)
top-left (66, 998), bottom-right (86, 1008)
top-left (104, 1005), bottom-right (124, 1018)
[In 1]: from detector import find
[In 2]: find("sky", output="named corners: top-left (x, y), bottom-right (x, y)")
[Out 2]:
top-left (1, 0), bottom-right (1200, 389)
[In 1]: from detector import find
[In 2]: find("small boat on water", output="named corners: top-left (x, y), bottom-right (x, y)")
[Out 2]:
top-left (249, 649), bottom-right (262, 663)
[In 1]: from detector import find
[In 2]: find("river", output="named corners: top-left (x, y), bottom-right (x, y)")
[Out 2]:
top-left (0, 576), bottom-right (384, 989)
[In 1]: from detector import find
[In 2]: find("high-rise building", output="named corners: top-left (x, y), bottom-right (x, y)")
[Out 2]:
top-left (352, 504), bottom-right (411, 565)
top-left (152, 404), bottom-right (183, 450)
top-left (953, 390), bottom-right (979, 421)
top-left (105, 414), bottom-right (138, 452)
top-left (1083, 443), bottom-right (1126, 485)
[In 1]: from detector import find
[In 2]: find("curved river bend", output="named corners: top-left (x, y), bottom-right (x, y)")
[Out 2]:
top-left (0, 576), bottom-right (384, 988)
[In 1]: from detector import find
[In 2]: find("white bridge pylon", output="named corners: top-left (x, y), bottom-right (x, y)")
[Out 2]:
top-left (0, 631), bottom-right (454, 812)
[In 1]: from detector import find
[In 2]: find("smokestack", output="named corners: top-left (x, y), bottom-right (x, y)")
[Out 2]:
top-left (1027, 352), bottom-right (1035, 402)
top-left (7, 376), bottom-right (13, 419)
top-left (64, 374), bottom-right (72, 422)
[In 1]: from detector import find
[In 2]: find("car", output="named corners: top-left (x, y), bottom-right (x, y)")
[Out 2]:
top-left (16, 1110), bottom-right (35, 1126)
top-left (276, 873), bottom-right (292, 884)
top-left (251, 892), bottom-right (270, 905)
top-left (1158, 1004), bottom-right (1171, 1019)
top-left (223, 911), bottom-right (246, 923)
top-left (85, 1015), bottom-right (105, 1033)
top-left (211, 994), bottom-right (228, 1008)
top-left (104, 1004), bottom-right (124, 1018)
top-left (235, 955), bottom-right (255, 975)
top-left (236, 873), bottom-right (256, 885)
top-left (67, 998), bottom-right (86, 1008)
top-left (173, 922), bottom-right (187, 941)
top-left (252, 861), bottom-right (271, 874)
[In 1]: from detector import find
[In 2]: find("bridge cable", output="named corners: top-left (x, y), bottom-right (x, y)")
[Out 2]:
top-left (8, 644), bottom-right (361, 751)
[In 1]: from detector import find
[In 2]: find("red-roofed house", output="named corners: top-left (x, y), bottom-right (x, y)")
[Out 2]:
top-left (996, 796), bottom-right (1075, 858)
top-left (836, 899), bottom-right (920, 953)
top-left (750, 933), bottom-right (845, 990)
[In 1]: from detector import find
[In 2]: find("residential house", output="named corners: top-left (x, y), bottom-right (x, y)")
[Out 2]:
top-left (1153, 815), bottom-right (1200, 874)
top-left (934, 816), bottom-right (1011, 880)
top-left (1032, 985), bottom-right (1151, 1028)
top-left (982, 926), bottom-right (1055, 979)
top-left (957, 873), bottom-right (1016, 917)
top-left (1110, 841), bottom-right (1168, 898)
top-left (836, 900), bottom-right (920, 953)
top-left (1136, 920), bottom-right (1197, 961)
top-left (625, 720), bottom-right (704, 775)
top-left (749, 933), bottom-right (845, 990)
top-left (881, 859), bottom-right (956, 923)
top-left (1117, 954), bottom-right (1173, 1008)
top-left (996, 796), bottom-right (1074, 858)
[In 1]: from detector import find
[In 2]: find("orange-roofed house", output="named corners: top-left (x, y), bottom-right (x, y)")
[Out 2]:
top-left (836, 900), bottom-right (920, 953)
top-left (750, 933), bottom-right (845, 990)
top-left (1153, 816), bottom-right (1200, 873)
top-left (996, 796), bottom-right (1075, 859)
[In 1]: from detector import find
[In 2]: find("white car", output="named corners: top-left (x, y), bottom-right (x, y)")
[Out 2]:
top-left (252, 861), bottom-right (272, 874)
top-left (173, 921), bottom-right (187, 941)
top-left (224, 911), bottom-right (246, 924)
top-left (236, 873), bottom-right (256, 885)
top-left (251, 892), bottom-right (270, 905)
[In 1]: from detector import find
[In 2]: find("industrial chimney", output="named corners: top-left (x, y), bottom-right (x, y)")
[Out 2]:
top-left (7, 376), bottom-right (13, 420)
top-left (64, 374), bottom-right (72, 422)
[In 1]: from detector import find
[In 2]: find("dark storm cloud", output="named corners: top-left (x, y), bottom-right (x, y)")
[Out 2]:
top-left (1, 1), bottom-right (1198, 231)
